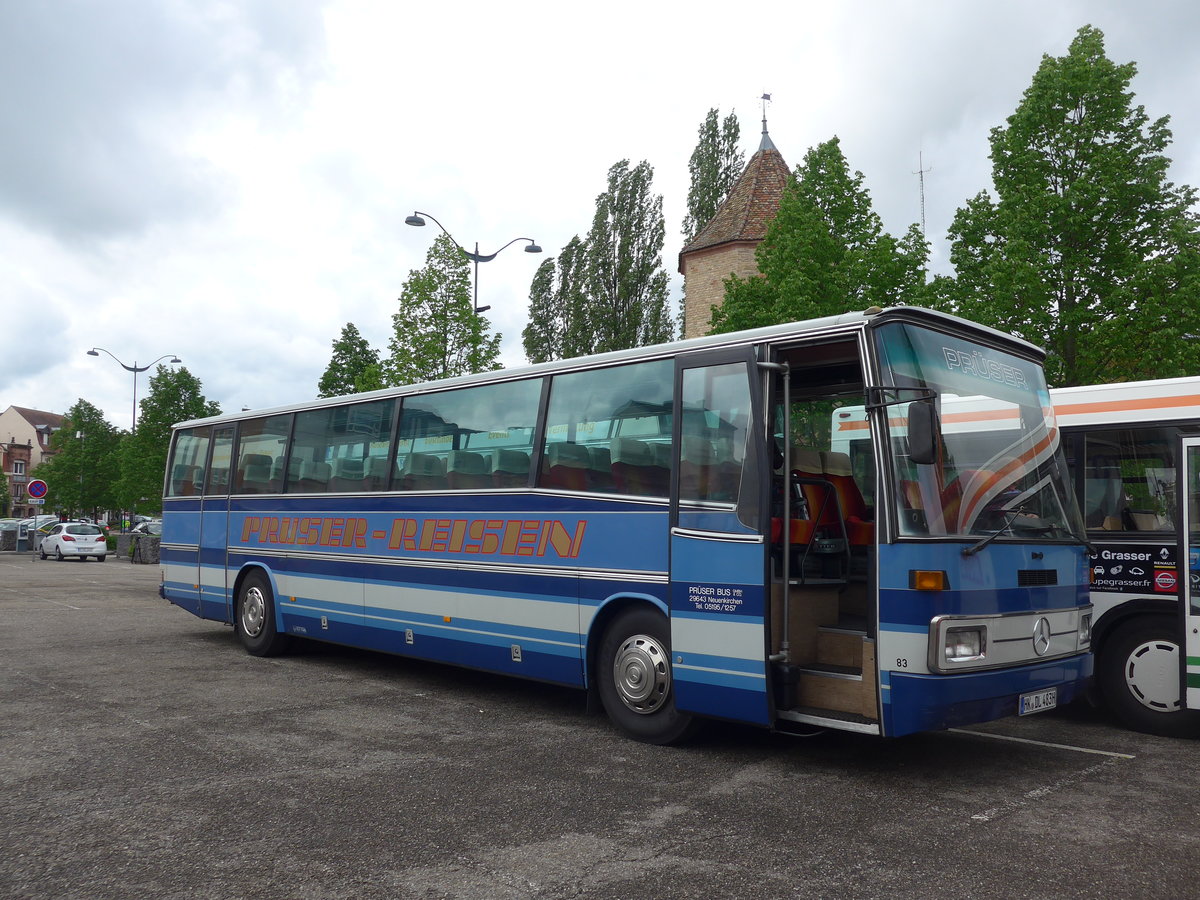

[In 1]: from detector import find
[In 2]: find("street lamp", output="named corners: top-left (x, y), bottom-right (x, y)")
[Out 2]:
top-left (86, 348), bottom-right (182, 433)
top-left (405, 211), bottom-right (542, 314)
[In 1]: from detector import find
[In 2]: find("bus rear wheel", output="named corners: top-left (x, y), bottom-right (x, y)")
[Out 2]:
top-left (1098, 615), bottom-right (1200, 738)
top-left (235, 571), bottom-right (292, 658)
top-left (597, 607), bottom-right (696, 745)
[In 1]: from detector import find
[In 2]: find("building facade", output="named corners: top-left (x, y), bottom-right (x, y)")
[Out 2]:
top-left (0, 406), bottom-right (63, 517)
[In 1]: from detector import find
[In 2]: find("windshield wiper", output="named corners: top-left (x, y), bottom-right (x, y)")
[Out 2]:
top-left (961, 507), bottom-right (1027, 557)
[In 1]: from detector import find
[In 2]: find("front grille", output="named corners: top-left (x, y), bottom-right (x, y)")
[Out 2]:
top-left (1017, 569), bottom-right (1057, 587)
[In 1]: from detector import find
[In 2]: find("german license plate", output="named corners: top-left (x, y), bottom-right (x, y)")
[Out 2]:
top-left (1018, 688), bottom-right (1057, 715)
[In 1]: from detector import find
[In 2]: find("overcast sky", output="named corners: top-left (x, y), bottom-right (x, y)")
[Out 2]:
top-left (3, 0), bottom-right (1199, 431)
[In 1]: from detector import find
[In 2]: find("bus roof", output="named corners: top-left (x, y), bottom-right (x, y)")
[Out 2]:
top-left (174, 306), bottom-right (1045, 431)
top-left (1050, 375), bottom-right (1200, 428)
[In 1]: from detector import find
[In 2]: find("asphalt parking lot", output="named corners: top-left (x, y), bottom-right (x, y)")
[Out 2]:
top-left (2, 550), bottom-right (1198, 900)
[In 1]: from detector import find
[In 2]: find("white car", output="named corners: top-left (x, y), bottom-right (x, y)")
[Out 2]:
top-left (39, 522), bottom-right (108, 561)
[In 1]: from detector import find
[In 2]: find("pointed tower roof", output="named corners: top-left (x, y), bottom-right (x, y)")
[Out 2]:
top-left (678, 125), bottom-right (790, 270)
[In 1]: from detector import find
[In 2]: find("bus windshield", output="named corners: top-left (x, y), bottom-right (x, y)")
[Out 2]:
top-left (874, 322), bottom-right (1084, 541)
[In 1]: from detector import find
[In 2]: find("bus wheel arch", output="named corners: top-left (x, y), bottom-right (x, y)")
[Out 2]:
top-left (233, 566), bottom-right (292, 658)
top-left (1096, 611), bottom-right (1200, 738)
top-left (590, 598), bottom-right (696, 745)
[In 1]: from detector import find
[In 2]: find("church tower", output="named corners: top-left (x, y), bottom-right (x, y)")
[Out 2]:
top-left (678, 116), bottom-right (790, 339)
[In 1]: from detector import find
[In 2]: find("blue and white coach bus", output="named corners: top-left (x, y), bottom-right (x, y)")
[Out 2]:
top-left (161, 306), bottom-right (1093, 743)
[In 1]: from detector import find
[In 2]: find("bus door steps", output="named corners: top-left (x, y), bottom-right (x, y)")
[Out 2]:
top-left (791, 650), bottom-right (878, 721)
top-left (816, 624), bottom-right (870, 669)
top-left (778, 707), bottom-right (880, 735)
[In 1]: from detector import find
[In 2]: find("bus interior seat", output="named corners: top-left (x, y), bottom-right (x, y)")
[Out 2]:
top-left (300, 460), bottom-right (332, 493)
top-left (332, 457), bottom-right (366, 492)
top-left (611, 437), bottom-right (662, 496)
top-left (679, 435), bottom-right (718, 500)
top-left (367, 455), bottom-right (392, 491)
top-left (237, 453), bottom-right (274, 493)
top-left (401, 452), bottom-right (446, 491)
top-left (543, 442), bottom-right (591, 491)
top-left (446, 450), bottom-right (490, 489)
top-left (172, 464), bottom-right (200, 495)
top-left (822, 451), bottom-right (873, 544)
top-left (587, 445), bottom-right (613, 491)
top-left (284, 458), bottom-right (308, 490)
top-left (491, 449), bottom-right (531, 488)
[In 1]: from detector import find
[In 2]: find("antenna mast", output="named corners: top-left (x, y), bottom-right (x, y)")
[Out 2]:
top-left (913, 151), bottom-right (932, 236)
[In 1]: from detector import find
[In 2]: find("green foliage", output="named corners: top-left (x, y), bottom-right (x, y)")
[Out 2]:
top-left (113, 366), bottom-right (221, 514)
top-left (711, 138), bottom-right (929, 333)
top-left (522, 236), bottom-right (590, 363)
top-left (32, 399), bottom-right (121, 519)
top-left (523, 161), bottom-right (672, 363)
top-left (383, 233), bottom-right (501, 385)
top-left (318, 323), bottom-right (382, 398)
top-left (682, 108), bottom-right (744, 241)
top-left (938, 25), bottom-right (1200, 386)
top-left (582, 159), bottom-right (673, 353)
top-left (0, 466), bottom-right (10, 516)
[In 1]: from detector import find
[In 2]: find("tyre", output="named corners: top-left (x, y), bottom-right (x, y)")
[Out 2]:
top-left (597, 607), bottom-right (697, 745)
top-left (55, 547), bottom-right (64, 561)
top-left (235, 570), bottom-right (292, 657)
top-left (96, 555), bottom-right (106, 562)
top-left (39, 544), bottom-right (47, 560)
top-left (1098, 615), bottom-right (1200, 738)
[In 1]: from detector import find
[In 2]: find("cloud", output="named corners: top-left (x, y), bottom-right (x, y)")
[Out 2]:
top-left (0, 0), bottom-right (328, 244)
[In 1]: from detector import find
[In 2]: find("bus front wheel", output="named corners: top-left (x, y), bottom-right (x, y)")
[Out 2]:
top-left (597, 608), bottom-right (696, 745)
top-left (235, 571), bottom-right (292, 658)
top-left (1098, 615), bottom-right (1200, 738)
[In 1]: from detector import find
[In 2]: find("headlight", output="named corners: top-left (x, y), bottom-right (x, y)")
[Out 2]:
top-left (1079, 612), bottom-right (1092, 646)
top-left (944, 625), bottom-right (986, 662)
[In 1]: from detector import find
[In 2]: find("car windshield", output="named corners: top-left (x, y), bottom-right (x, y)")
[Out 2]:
top-left (873, 322), bottom-right (1086, 542)
top-left (67, 525), bottom-right (103, 536)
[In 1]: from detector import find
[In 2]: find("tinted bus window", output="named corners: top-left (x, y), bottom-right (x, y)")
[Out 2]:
top-left (543, 359), bottom-right (673, 496)
top-left (679, 363), bottom-right (751, 505)
top-left (168, 427), bottom-right (210, 496)
top-left (233, 414), bottom-right (292, 494)
top-left (1084, 427), bottom-right (1179, 531)
top-left (291, 399), bottom-right (396, 493)
top-left (396, 379), bottom-right (542, 491)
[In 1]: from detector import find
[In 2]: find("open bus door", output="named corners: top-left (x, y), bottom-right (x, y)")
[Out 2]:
top-left (1178, 437), bottom-right (1200, 712)
top-left (668, 348), bottom-right (771, 726)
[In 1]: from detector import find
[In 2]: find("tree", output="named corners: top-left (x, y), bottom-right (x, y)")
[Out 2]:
top-left (0, 465), bottom-right (10, 516)
top-left (712, 137), bottom-right (928, 333)
top-left (318, 323), bottom-right (382, 397)
top-left (32, 400), bottom-right (121, 519)
top-left (522, 235), bottom-right (589, 363)
top-left (582, 159), bottom-right (673, 353)
top-left (938, 25), bottom-right (1200, 386)
top-left (682, 108), bottom-right (744, 242)
top-left (112, 366), bottom-right (221, 515)
top-left (383, 233), bottom-right (501, 385)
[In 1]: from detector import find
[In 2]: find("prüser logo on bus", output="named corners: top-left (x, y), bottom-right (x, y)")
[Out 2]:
top-left (239, 515), bottom-right (587, 559)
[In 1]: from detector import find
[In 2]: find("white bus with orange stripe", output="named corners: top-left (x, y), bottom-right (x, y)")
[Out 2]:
top-left (1051, 376), bottom-right (1200, 737)
top-left (833, 375), bottom-right (1200, 736)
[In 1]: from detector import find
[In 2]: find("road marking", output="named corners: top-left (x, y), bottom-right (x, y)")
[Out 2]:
top-left (948, 727), bottom-right (1135, 758)
top-left (966, 755), bottom-right (1122, 823)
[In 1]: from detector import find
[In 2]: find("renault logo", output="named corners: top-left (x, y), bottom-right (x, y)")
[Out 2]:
top-left (1032, 617), bottom-right (1052, 656)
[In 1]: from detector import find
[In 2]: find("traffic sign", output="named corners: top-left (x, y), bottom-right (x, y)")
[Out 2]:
top-left (27, 479), bottom-right (48, 499)
top-left (28, 498), bottom-right (45, 505)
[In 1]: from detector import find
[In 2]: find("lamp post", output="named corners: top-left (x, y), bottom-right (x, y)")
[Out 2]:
top-left (86, 349), bottom-right (181, 434)
top-left (405, 211), bottom-right (542, 314)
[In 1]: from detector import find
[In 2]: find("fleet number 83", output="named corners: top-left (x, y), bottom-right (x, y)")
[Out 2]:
top-left (895, 658), bottom-right (909, 668)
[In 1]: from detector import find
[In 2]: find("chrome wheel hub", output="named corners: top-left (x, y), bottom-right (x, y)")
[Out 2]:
top-left (241, 586), bottom-right (267, 638)
top-left (612, 633), bottom-right (670, 715)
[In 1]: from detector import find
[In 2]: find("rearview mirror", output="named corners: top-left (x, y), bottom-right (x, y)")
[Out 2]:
top-left (908, 400), bottom-right (940, 466)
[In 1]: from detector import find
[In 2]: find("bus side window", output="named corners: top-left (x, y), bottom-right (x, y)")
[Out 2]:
top-left (544, 359), bottom-right (673, 497)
